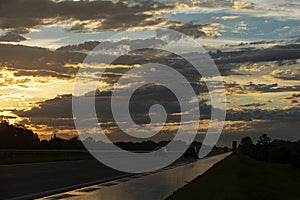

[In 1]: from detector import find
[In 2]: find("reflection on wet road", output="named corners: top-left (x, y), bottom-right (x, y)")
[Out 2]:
top-left (41, 153), bottom-right (230, 200)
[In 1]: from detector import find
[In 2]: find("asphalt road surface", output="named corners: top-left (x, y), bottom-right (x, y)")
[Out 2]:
top-left (0, 159), bottom-right (128, 200)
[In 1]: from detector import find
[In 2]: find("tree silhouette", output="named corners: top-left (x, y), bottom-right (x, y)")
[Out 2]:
top-left (257, 134), bottom-right (271, 146)
top-left (0, 120), bottom-right (40, 148)
top-left (238, 136), bottom-right (253, 156)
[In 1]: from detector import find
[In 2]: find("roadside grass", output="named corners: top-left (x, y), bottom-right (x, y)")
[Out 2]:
top-left (0, 151), bottom-right (94, 165)
top-left (168, 154), bottom-right (300, 200)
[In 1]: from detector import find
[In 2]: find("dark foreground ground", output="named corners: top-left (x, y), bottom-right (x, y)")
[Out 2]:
top-left (168, 155), bottom-right (300, 200)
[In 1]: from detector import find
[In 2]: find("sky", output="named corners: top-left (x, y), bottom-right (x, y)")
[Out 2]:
top-left (0, 0), bottom-right (299, 146)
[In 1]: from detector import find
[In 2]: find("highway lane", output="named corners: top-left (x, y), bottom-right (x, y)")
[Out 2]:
top-left (0, 157), bottom-right (195, 200)
top-left (0, 159), bottom-right (127, 200)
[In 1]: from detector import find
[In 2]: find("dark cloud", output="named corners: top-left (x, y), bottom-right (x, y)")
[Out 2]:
top-left (121, 0), bottom-right (240, 10)
top-left (213, 44), bottom-right (300, 65)
top-left (271, 69), bottom-right (300, 80)
top-left (0, 0), bottom-right (173, 32)
top-left (0, 40), bottom-right (198, 80)
top-left (156, 21), bottom-right (221, 40)
top-left (1, 38), bottom-right (299, 86)
top-left (56, 41), bottom-right (100, 52)
top-left (57, 38), bottom-right (167, 52)
top-left (16, 94), bottom-right (75, 130)
top-left (14, 74), bottom-right (214, 140)
top-left (2, 39), bottom-right (299, 90)
top-left (14, 69), bottom-right (72, 79)
top-left (282, 94), bottom-right (300, 104)
top-left (231, 40), bottom-right (278, 47)
top-left (0, 115), bottom-right (16, 119)
top-left (218, 106), bottom-right (300, 144)
top-left (240, 103), bottom-right (267, 107)
top-left (0, 40), bottom-right (196, 80)
top-left (65, 23), bottom-right (88, 33)
top-left (0, 43), bottom-right (84, 78)
top-left (0, 0), bottom-right (226, 39)
top-left (15, 89), bottom-right (300, 142)
top-left (17, 84), bottom-right (208, 125)
top-left (89, 44), bottom-right (300, 81)
top-left (0, 31), bottom-right (26, 42)
top-left (226, 107), bottom-right (300, 122)
top-left (0, 39), bottom-right (167, 79)
top-left (225, 82), bottom-right (300, 95)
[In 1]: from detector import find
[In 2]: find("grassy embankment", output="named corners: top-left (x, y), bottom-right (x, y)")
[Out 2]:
top-left (168, 154), bottom-right (300, 200)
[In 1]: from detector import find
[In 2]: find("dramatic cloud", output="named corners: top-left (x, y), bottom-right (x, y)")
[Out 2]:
top-left (236, 63), bottom-right (274, 73)
top-left (226, 107), bottom-right (300, 122)
top-left (0, 0), bottom-right (221, 37)
top-left (214, 44), bottom-right (300, 65)
top-left (15, 89), bottom-right (300, 142)
top-left (271, 69), bottom-right (300, 80)
top-left (0, 0), bottom-right (173, 32)
top-left (15, 85), bottom-right (210, 141)
top-left (282, 94), bottom-right (300, 104)
top-left (165, 22), bottom-right (224, 38)
top-left (0, 44), bottom-right (83, 78)
top-left (240, 103), bottom-right (267, 107)
top-left (1, 40), bottom-right (299, 97)
top-left (0, 0), bottom-right (231, 40)
top-left (56, 38), bottom-right (167, 53)
top-left (0, 32), bottom-right (26, 42)
top-left (15, 94), bottom-right (74, 129)
top-left (225, 82), bottom-right (300, 95)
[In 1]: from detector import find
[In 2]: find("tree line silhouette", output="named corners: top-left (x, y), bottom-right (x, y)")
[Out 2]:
top-left (0, 121), bottom-right (227, 154)
top-left (238, 134), bottom-right (300, 168)
top-left (0, 120), bottom-right (84, 149)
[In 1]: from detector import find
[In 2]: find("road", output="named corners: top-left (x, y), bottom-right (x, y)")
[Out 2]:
top-left (0, 159), bottom-right (127, 200)
top-left (40, 153), bottom-right (231, 200)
